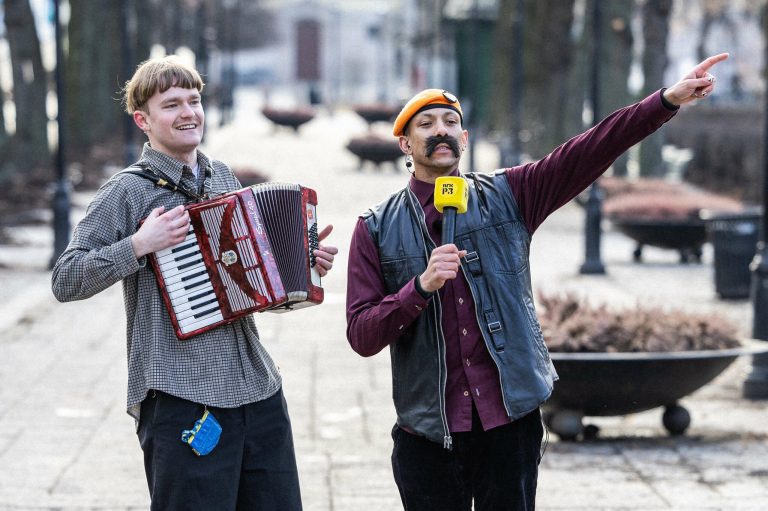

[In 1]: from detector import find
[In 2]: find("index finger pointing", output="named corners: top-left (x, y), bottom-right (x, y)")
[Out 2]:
top-left (695, 53), bottom-right (729, 74)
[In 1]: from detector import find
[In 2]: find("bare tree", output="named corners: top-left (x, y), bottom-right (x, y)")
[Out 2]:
top-left (3, 0), bottom-right (49, 182)
top-left (492, 0), bottom-right (577, 159)
top-left (0, 58), bottom-right (8, 169)
top-left (65, 1), bottom-right (125, 185)
top-left (639, 0), bottom-right (673, 177)
top-left (599, 0), bottom-right (634, 176)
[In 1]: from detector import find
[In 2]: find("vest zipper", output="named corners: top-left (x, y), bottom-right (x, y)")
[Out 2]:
top-left (406, 189), bottom-right (452, 449)
top-left (432, 290), bottom-right (452, 450)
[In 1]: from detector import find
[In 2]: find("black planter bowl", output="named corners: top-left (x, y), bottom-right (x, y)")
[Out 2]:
top-left (346, 136), bottom-right (403, 169)
top-left (352, 104), bottom-right (401, 125)
top-left (261, 107), bottom-right (315, 132)
top-left (543, 339), bottom-right (768, 440)
top-left (610, 217), bottom-right (707, 263)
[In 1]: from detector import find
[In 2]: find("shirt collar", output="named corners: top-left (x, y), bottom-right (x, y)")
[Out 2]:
top-left (140, 142), bottom-right (213, 181)
top-left (409, 169), bottom-right (461, 209)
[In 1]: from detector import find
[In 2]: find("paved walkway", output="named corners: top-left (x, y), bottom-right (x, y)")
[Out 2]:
top-left (1, 88), bottom-right (767, 510)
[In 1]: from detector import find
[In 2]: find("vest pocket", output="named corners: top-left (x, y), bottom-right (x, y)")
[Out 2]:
top-left (482, 222), bottom-right (528, 274)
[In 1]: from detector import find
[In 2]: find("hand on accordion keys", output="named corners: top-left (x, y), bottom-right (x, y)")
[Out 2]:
top-left (131, 205), bottom-right (190, 259)
top-left (312, 224), bottom-right (338, 277)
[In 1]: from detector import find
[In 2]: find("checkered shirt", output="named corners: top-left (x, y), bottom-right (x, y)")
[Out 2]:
top-left (52, 143), bottom-right (282, 421)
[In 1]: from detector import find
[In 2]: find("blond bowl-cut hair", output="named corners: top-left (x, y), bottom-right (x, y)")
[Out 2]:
top-left (122, 55), bottom-right (204, 114)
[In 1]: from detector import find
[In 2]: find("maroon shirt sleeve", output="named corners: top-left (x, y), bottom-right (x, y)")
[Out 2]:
top-left (346, 217), bottom-right (430, 357)
top-left (507, 89), bottom-right (678, 234)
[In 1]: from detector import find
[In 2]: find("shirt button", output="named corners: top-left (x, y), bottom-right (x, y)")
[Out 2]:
top-left (462, 328), bottom-right (468, 336)
top-left (463, 390), bottom-right (470, 397)
top-left (415, 305), bottom-right (422, 311)
top-left (458, 298), bottom-right (464, 305)
top-left (398, 324), bottom-right (404, 330)
top-left (466, 359), bottom-right (471, 367)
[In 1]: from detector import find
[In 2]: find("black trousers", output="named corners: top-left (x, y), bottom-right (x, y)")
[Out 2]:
top-left (137, 389), bottom-right (302, 511)
top-left (391, 408), bottom-right (543, 511)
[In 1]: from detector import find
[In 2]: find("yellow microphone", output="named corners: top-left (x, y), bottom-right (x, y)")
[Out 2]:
top-left (434, 176), bottom-right (468, 245)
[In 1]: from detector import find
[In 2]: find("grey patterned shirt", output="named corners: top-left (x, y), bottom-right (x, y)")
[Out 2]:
top-left (52, 143), bottom-right (282, 421)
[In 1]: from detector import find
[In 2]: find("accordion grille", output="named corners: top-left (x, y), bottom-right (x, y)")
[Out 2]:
top-left (251, 183), bottom-right (307, 294)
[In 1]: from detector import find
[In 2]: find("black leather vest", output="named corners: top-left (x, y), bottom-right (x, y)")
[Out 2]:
top-left (363, 171), bottom-right (557, 446)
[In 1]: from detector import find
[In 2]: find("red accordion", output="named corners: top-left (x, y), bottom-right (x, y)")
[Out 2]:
top-left (149, 183), bottom-right (323, 339)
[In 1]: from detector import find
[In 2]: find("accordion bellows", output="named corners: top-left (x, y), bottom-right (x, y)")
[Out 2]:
top-left (149, 183), bottom-right (323, 339)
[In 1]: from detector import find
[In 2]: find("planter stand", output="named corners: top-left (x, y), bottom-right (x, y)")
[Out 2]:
top-left (611, 218), bottom-right (707, 263)
top-left (546, 402), bottom-right (691, 440)
top-left (346, 136), bottom-right (403, 171)
top-left (543, 340), bottom-right (767, 441)
top-left (632, 243), bottom-right (703, 264)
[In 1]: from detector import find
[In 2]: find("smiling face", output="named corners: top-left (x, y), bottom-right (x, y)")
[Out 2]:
top-left (399, 107), bottom-right (468, 183)
top-left (133, 86), bottom-right (205, 165)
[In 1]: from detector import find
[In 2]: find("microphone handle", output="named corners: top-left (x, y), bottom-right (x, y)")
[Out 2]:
top-left (442, 207), bottom-right (457, 246)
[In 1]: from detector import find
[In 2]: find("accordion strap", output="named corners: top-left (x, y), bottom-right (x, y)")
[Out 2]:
top-left (121, 163), bottom-right (207, 202)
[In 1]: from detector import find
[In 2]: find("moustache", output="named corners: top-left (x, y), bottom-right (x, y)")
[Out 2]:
top-left (425, 135), bottom-right (461, 158)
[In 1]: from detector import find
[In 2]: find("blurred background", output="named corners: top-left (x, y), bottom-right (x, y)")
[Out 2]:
top-left (0, 0), bottom-right (765, 228)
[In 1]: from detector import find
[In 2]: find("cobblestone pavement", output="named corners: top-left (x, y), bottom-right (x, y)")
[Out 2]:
top-left (1, 88), bottom-right (767, 510)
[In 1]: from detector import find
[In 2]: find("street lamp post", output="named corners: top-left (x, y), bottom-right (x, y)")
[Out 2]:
top-left (579, 0), bottom-right (606, 275)
top-left (742, 28), bottom-right (768, 399)
top-left (49, 0), bottom-right (70, 268)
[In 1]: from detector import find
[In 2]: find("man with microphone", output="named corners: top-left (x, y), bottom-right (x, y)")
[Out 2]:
top-left (346, 53), bottom-right (728, 510)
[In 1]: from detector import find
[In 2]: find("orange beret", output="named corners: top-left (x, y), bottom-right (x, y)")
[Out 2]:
top-left (392, 89), bottom-right (463, 137)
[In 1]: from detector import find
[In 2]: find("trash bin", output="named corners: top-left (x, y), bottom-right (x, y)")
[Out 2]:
top-left (702, 208), bottom-right (762, 299)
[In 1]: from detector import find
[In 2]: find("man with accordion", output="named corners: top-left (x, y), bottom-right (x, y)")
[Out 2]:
top-left (346, 53), bottom-right (728, 510)
top-left (52, 55), bottom-right (337, 510)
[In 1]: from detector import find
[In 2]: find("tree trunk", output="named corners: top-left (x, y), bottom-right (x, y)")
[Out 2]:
top-left (3, 0), bottom-right (49, 177)
top-left (134, 0), bottom-right (155, 65)
top-left (0, 53), bottom-right (9, 177)
top-left (66, 0), bottom-right (133, 185)
top-left (565, 0), bottom-right (633, 177)
top-left (599, 0), bottom-right (634, 176)
top-left (639, 0), bottom-right (672, 178)
top-left (490, 0), bottom-right (515, 150)
top-left (526, 0), bottom-right (577, 158)
top-left (492, 0), bottom-right (577, 159)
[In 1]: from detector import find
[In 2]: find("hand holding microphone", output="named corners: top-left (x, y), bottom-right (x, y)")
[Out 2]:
top-left (418, 177), bottom-right (469, 294)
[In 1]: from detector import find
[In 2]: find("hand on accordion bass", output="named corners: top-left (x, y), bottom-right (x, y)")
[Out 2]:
top-left (313, 224), bottom-right (338, 277)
